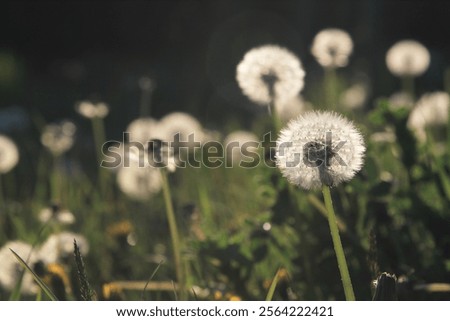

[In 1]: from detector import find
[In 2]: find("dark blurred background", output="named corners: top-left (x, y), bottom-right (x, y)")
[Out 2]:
top-left (1, 0), bottom-right (450, 135)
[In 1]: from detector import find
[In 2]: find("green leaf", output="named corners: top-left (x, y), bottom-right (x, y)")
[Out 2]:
top-left (10, 249), bottom-right (58, 301)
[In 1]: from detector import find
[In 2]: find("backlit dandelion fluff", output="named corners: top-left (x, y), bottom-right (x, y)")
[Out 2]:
top-left (275, 96), bottom-right (311, 124)
top-left (38, 232), bottom-right (89, 264)
top-left (126, 117), bottom-right (160, 144)
top-left (0, 240), bottom-right (39, 295)
top-left (223, 131), bottom-right (259, 166)
top-left (311, 28), bottom-right (353, 69)
top-left (276, 111), bottom-right (363, 300)
top-left (117, 164), bottom-right (163, 201)
top-left (388, 92), bottom-right (414, 110)
top-left (0, 135), bottom-right (19, 174)
top-left (386, 40), bottom-right (430, 77)
top-left (158, 112), bottom-right (205, 145)
top-left (38, 204), bottom-right (75, 225)
top-left (236, 45), bottom-right (305, 106)
top-left (276, 111), bottom-right (365, 189)
top-left (340, 84), bottom-right (369, 110)
top-left (41, 120), bottom-right (76, 156)
top-left (407, 91), bottom-right (449, 141)
top-left (75, 100), bottom-right (109, 119)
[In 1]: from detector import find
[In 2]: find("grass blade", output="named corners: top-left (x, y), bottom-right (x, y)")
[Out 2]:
top-left (74, 239), bottom-right (96, 301)
top-left (265, 268), bottom-right (282, 301)
top-left (10, 249), bottom-right (58, 301)
top-left (141, 260), bottom-right (164, 300)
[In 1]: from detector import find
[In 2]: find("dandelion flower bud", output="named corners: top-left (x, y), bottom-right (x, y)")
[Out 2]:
top-left (311, 28), bottom-right (353, 68)
top-left (386, 40), bottom-right (430, 77)
top-left (236, 44), bottom-right (305, 106)
top-left (276, 111), bottom-right (365, 189)
top-left (0, 135), bottom-right (19, 174)
top-left (75, 100), bottom-right (109, 119)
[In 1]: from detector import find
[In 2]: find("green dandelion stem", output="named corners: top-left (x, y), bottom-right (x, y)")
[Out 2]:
top-left (401, 76), bottom-right (415, 98)
top-left (325, 67), bottom-right (338, 110)
top-left (160, 169), bottom-right (185, 299)
top-left (50, 155), bottom-right (61, 202)
top-left (322, 185), bottom-right (355, 301)
top-left (0, 175), bottom-right (4, 208)
top-left (91, 117), bottom-right (110, 198)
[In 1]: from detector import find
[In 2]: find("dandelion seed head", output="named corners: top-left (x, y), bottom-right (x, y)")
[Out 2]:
top-left (75, 101), bottom-right (109, 119)
top-left (116, 164), bottom-right (163, 201)
top-left (0, 135), bottom-right (19, 174)
top-left (407, 91), bottom-right (449, 141)
top-left (126, 117), bottom-right (159, 144)
top-left (388, 92), bottom-right (415, 111)
top-left (138, 76), bottom-right (155, 91)
top-left (0, 241), bottom-right (39, 295)
top-left (38, 205), bottom-right (75, 225)
top-left (275, 96), bottom-right (310, 124)
top-left (38, 232), bottom-right (89, 265)
top-left (158, 112), bottom-right (205, 144)
top-left (311, 28), bottom-right (353, 68)
top-left (386, 40), bottom-right (430, 77)
top-left (276, 111), bottom-right (365, 189)
top-left (340, 84), bottom-right (369, 110)
top-left (223, 130), bottom-right (259, 165)
top-left (41, 120), bottom-right (76, 156)
top-left (236, 45), bottom-right (305, 105)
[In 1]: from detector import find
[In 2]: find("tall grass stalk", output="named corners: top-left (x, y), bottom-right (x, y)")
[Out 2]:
top-left (160, 169), bottom-right (186, 299)
top-left (322, 185), bottom-right (355, 301)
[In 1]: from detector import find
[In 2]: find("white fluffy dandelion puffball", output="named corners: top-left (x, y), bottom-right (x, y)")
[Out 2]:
top-left (386, 40), bottom-right (430, 77)
top-left (311, 28), bottom-right (353, 68)
top-left (37, 232), bottom-right (89, 264)
top-left (407, 91), bottom-right (449, 141)
top-left (0, 241), bottom-right (39, 295)
top-left (75, 100), bottom-right (109, 119)
top-left (276, 111), bottom-right (365, 189)
top-left (236, 44), bottom-right (305, 106)
top-left (0, 135), bottom-right (19, 174)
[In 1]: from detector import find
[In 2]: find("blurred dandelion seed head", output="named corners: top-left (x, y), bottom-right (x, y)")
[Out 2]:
top-left (275, 96), bottom-right (311, 124)
top-left (386, 40), bottom-right (430, 77)
top-left (38, 205), bottom-right (75, 225)
top-left (236, 44), bottom-right (305, 105)
top-left (126, 117), bottom-right (159, 144)
top-left (138, 76), bottom-right (155, 91)
top-left (38, 232), bottom-right (89, 265)
top-left (116, 165), bottom-right (163, 201)
top-left (75, 100), bottom-right (109, 119)
top-left (311, 28), bottom-right (353, 68)
top-left (0, 135), bottom-right (19, 174)
top-left (388, 92), bottom-right (415, 111)
top-left (158, 112), bottom-right (206, 144)
top-left (407, 91), bottom-right (449, 141)
top-left (276, 111), bottom-right (365, 189)
top-left (223, 130), bottom-right (259, 165)
top-left (0, 241), bottom-right (39, 295)
top-left (340, 84), bottom-right (369, 110)
top-left (41, 120), bottom-right (76, 156)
